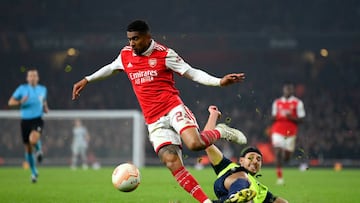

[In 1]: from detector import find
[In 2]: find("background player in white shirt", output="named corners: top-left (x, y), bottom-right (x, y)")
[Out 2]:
top-left (72, 20), bottom-right (247, 203)
top-left (70, 119), bottom-right (90, 170)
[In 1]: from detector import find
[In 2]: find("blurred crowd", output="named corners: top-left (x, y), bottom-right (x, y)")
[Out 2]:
top-left (1, 0), bottom-right (359, 33)
top-left (1, 0), bottom-right (359, 164)
top-left (1, 48), bottom-right (359, 163)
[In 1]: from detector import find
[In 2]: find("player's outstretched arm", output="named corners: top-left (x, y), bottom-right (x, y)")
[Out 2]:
top-left (72, 78), bottom-right (88, 100)
top-left (72, 62), bottom-right (121, 100)
top-left (183, 67), bottom-right (245, 87)
top-left (220, 73), bottom-right (246, 87)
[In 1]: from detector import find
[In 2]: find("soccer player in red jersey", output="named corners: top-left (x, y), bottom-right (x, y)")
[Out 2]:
top-left (270, 82), bottom-right (305, 185)
top-left (72, 20), bottom-right (247, 203)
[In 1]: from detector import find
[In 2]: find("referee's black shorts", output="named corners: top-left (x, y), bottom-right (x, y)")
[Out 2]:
top-left (20, 117), bottom-right (44, 144)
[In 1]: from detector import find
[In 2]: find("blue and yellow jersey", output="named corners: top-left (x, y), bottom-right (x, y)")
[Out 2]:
top-left (212, 157), bottom-right (277, 203)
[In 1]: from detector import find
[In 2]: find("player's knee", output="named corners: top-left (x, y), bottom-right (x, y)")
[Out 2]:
top-left (161, 155), bottom-right (182, 171)
top-left (181, 128), bottom-right (205, 150)
top-left (185, 139), bottom-right (204, 151)
top-left (165, 160), bottom-right (183, 171)
top-left (158, 145), bottom-right (183, 170)
top-left (29, 131), bottom-right (40, 145)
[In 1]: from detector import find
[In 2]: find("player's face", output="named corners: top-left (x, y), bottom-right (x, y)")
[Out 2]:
top-left (26, 70), bottom-right (39, 86)
top-left (127, 31), bottom-right (151, 55)
top-left (283, 84), bottom-right (294, 98)
top-left (239, 152), bottom-right (262, 175)
top-left (74, 119), bottom-right (82, 126)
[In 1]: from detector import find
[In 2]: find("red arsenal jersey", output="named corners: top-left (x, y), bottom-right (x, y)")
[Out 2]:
top-left (271, 96), bottom-right (305, 136)
top-left (117, 41), bottom-right (191, 124)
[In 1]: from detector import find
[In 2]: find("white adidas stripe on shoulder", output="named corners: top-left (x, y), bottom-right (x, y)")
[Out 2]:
top-left (154, 43), bottom-right (167, 51)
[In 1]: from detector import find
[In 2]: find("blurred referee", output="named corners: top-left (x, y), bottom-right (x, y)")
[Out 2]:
top-left (8, 69), bottom-right (49, 183)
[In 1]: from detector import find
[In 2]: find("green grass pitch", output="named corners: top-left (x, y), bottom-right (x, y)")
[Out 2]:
top-left (0, 166), bottom-right (359, 202)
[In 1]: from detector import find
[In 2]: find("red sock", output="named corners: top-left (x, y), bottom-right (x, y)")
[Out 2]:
top-left (276, 166), bottom-right (283, 178)
top-left (172, 166), bottom-right (208, 203)
top-left (199, 129), bottom-right (221, 146)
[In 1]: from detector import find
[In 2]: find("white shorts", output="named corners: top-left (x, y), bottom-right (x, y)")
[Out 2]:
top-left (271, 133), bottom-right (296, 152)
top-left (72, 144), bottom-right (88, 155)
top-left (147, 104), bottom-right (199, 153)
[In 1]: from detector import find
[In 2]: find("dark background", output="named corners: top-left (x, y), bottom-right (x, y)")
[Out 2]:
top-left (1, 0), bottom-right (359, 166)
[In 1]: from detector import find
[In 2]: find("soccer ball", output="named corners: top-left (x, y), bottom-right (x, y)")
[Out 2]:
top-left (112, 163), bottom-right (141, 192)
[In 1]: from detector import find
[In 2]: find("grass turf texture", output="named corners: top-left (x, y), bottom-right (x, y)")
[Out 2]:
top-left (0, 166), bottom-right (359, 203)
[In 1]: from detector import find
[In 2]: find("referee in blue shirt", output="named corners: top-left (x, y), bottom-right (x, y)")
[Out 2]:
top-left (8, 69), bottom-right (49, 183)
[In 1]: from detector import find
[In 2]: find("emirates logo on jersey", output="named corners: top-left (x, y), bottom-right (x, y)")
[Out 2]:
top-left (148, 58), bottom-right (157, 68)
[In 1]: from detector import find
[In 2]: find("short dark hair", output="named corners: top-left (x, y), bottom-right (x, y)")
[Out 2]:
top-left (127, 20), bottom-right (150, 33)
top-left (283, 81), bottom-right (295, 86)
top-left (240, 146), bottom-right (262, 157)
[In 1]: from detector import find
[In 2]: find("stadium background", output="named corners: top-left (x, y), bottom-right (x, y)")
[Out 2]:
top-left (0, 0), bottom-right (359, 167)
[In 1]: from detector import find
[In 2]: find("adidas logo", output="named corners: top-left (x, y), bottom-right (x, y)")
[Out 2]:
top-left (127, 62), bottom-right (133, 68)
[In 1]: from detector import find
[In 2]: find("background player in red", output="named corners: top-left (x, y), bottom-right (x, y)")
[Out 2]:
top-left (72, 20), bottom-right (247, 203)
top-left (270, 82), bottom-right (305, 185)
